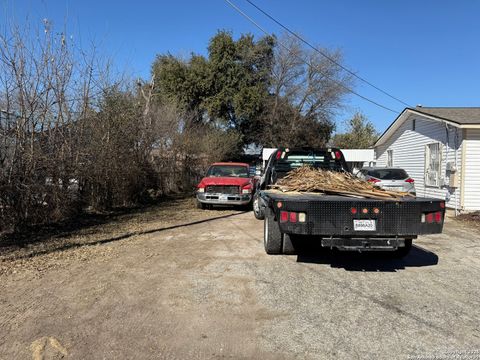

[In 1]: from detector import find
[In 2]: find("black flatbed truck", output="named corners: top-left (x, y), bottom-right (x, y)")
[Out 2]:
top-left (255, 148), bottom-right (445, 256)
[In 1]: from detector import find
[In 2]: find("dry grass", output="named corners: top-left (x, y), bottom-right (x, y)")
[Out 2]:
top-left (270, 166), bottom-right (413, 199)
top-left (455, 211), bottom-right (480, 231)
top-left (0, 197), bottom-right (240, 277)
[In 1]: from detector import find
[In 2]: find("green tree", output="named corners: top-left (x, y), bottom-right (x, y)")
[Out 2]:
top-left (332, 112), bottom-right (379, 149)
top-left (152, 30), bottom-right (275, 139)
top-left (151, 31), bottom-right (353, 149)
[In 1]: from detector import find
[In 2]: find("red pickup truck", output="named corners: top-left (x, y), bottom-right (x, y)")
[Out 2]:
top-left (196, 162), bottom-right (254, 209)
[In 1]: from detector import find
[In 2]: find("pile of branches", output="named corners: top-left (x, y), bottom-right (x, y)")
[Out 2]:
top-left (269, 166), bottom-right (414, 199)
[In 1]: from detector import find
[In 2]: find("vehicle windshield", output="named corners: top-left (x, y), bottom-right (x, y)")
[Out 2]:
top-left (206, 165), bottom-right (249, 178)
top-left (368, 169), bottom-right (408, 180)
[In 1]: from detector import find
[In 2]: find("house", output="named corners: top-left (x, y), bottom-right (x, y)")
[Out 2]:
top-left (374, 106), bottom-right (480, 212)
top-left (341, 149), bottom-right (375, 173)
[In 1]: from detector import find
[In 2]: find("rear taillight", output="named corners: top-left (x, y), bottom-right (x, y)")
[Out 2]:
top-left (276, 150), bottom-right (282, 160)
top-left (280, 211), bottom-right (306, 223)
top-left (405, 178), bottom-right (415, 183)
top-left (351, 207), bottom-right (357, 214)
top-left (289, 212), bottom-right (297, 223)
top-left (422, 211), bottom-right (443, 224)
top-left (368, 178), bottom-right (380, 183)
top-left (335, 151), bottom-right (342, 160)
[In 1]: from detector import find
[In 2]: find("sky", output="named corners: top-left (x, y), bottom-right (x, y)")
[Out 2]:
top-left (2, 0), bottom-right (480, 133)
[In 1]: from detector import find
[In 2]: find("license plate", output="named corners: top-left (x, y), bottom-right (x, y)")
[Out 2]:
top-left (386, 186), bottom-right (402, 191)
top-left (354, 219), bottom-right (376, 231)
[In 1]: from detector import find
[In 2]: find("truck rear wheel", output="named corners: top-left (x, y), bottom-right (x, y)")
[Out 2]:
top-left (264, 210), bottom-right (282, 254)
top-left (393, 239), bottom-right (412, 258)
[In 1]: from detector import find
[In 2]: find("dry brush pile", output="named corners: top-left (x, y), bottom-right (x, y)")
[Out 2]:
top-left (270, 166), bottom-right (413, 199)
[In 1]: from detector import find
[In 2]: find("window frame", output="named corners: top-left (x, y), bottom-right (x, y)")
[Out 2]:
top-left (425, 142), bottom-right (442, 187)
top-left (387, 149), bottom-right (393, 167)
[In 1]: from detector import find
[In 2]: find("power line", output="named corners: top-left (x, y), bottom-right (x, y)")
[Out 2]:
top-left (223, 0), bottom-right (400, 114)
top-left (244, 0), bottom-right (412, 108)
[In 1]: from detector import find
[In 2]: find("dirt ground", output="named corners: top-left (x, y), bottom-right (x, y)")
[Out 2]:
top-left (1, 199), bottom-right (479, 359)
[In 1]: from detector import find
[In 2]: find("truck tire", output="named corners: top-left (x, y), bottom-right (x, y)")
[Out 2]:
top-left (264, 209), bottom-right (282, 254)
top-left (393, 239), bottom-right (412, 258)
top-left (253, 194), bottom-right (265, 220)
top-left (196, 200), bottom-right (206, 210)
top-left (282, 233), bottom-right (297, 255)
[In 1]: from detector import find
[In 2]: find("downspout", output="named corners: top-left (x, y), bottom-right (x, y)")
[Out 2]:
top-left (454, 128), bottom-right (459, 216)
top-left (444, 123), bottom-right (450, 206)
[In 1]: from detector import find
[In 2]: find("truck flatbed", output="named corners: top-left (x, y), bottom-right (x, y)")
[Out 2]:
top-left (255, 148), bottom-right (445, 256)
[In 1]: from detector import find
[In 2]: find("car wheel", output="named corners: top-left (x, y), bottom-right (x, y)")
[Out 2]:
top-left (264, 209), bottom-right (282, 254)
top-left (253, 195), bottom-right (265, 220)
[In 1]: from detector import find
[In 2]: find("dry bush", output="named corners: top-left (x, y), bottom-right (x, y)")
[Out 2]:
top-left (147, 102), bottom-right (242, 195)
top-left (0, 21), bottom-right (245, 234)
top-left (0, 21), bottom-right (100, 230)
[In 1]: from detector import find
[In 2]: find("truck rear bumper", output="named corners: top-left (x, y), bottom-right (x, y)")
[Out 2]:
top-left (321, 237), bottom-right (410, 251)
top-left (197, 193), bottom-right (252, 206)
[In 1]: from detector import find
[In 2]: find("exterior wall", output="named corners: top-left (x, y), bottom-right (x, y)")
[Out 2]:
top-left (463, 129), bottom-right (480, 211)
top-left (375, 115), bottom-right (463, 209)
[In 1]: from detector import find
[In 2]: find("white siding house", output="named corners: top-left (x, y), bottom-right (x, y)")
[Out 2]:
top-left (374, 107), bottom-right (480, 212)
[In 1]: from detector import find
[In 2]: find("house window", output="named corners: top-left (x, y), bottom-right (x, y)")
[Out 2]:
top-left (387, 150), bottom-right (393, 167)
top-left (412, 119), bottom-right (416, 131)
top-left (425, 143), bottom-right (442, 187)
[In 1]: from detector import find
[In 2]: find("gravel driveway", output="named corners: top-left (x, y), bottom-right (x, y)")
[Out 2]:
top-left (0, 203), bottom-right (479, 359)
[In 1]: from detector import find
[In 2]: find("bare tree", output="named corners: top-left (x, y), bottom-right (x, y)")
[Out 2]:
top-left (0, 19), bottom-right (105, 229)
top-left (262, 33), bottom-right (353, 147)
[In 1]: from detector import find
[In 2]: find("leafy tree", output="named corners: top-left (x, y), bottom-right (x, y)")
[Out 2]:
top-left (332, 112), bottom-right (379, 149)
top-left (152, 31), bottom-right (353, 149)
top-left (152, 30), bottom-right (275, 136)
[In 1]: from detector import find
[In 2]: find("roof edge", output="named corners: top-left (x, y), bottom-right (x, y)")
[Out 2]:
top-left (374, 108), bottom-right (474, 147)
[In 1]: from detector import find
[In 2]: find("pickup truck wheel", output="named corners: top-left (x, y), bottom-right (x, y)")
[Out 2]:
top-left (393, 239), bottom-right (412, 258)
top-left (253, 195), bottom-right (265, 220)
top-left (264, 210), bottom-right (282, 254)
top-left (196, 200), bottom-right (206, 210)
top-left (282, 233), bottom-right (297, 255)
